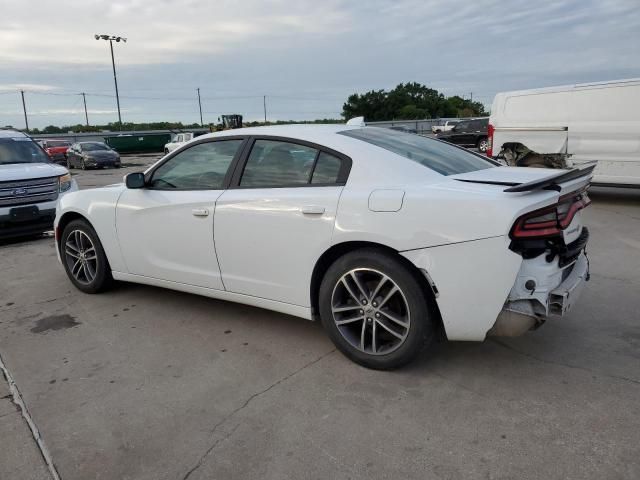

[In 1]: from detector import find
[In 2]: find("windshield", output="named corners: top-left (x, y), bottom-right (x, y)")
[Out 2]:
top-left (339, 127), bottom-right (497, 176)
top-left (82, 143), bottom-right (110, 151)
top-left (0, 138), bottom-right (51, 165)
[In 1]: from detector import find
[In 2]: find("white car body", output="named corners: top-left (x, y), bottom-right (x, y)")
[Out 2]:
top-left (1, 130), bottom-right (78, 238)
top-left (164, 132), bottom-right (194, 153)
top-left (432, 120), bottom-right (460, 134)
top-left (55, 125), bottom-right (592, 347)
top-left (488, 78), bottom-right (640, 187)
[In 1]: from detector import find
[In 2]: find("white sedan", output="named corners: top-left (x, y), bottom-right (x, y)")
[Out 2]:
top-left (54, 124), bottom-right (593, 369)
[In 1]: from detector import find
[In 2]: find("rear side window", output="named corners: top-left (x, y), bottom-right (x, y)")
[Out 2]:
top-left (311, 152), bottom-right (342, 184)
top-left (240, 140), bottom-right (318, 187)
top-left (339, 128), bottom-right (496, 175)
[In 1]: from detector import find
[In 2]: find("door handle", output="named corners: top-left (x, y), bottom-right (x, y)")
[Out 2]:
top-left (192, 208), bottom-right (209, 217)
top-left (301, 205), bottom-right (325, 215)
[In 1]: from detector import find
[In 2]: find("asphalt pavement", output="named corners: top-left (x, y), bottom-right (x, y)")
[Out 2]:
top-left (0, 157), bottom-right (639, 479)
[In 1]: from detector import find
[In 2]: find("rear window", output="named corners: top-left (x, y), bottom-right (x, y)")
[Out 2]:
top-left (47, 140), bottom-right (71, 147)
top-left (0, 138), bottom-right (50, 165)
top-left (338, 128), bottom-right (496, 176)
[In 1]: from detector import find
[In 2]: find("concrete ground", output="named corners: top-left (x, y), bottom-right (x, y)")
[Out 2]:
top-left (0, 157), bottom-right (639, 479)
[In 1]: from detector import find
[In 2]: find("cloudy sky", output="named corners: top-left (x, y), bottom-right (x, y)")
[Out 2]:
top-left (1, 0), bottom-right (639, 129)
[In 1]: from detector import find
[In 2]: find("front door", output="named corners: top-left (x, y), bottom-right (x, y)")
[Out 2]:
top-left (116, 138), bottom-right (245, 289)
top-left (214, 138), bottom-right (350, 306)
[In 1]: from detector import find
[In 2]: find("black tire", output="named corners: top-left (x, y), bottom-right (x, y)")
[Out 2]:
top-left (477, 136), bottom-right (489, 153)
top-left (60, 219), bottom-right (113, 294)
top-left (318, 248), bottom-right (434, 369)
top-left (164, 148), bottom-right (169, 154)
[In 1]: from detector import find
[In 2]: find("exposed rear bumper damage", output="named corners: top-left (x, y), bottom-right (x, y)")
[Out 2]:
top-left (489, 250), bottom-right (589, 336)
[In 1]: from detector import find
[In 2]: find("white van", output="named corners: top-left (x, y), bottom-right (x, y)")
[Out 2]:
top-left (488, 78), bottom-right (640, 187)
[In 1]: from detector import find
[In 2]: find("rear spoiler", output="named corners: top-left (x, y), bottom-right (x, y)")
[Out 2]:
top-left (503, 163), bottom-right (596, 193)
top-left (455, 163), bottom-right (596, 192)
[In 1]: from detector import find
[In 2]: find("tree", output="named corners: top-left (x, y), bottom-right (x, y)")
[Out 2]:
top-left (342, 83), bottom-right (487, 121)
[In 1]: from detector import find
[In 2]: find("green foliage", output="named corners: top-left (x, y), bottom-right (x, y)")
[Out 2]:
top-left (342, 82), bottom-right (487, 121)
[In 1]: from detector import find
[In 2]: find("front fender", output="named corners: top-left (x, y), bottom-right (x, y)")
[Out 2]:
top-left (55, 186), bottom-right (127, 272)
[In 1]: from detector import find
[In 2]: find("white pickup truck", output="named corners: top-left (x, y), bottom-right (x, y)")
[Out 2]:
top-left (163, 132), bottom-right (194, 154)
top-left (488, 78), bottom-right (640, 187)
top-left (431, 120), bottom-right (460, 134)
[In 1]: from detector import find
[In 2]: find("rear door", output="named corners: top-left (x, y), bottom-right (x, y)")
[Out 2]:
top-left (116, 138), bottom-right (245, 289)
top-left (214, 137), bottom-right (351, 306)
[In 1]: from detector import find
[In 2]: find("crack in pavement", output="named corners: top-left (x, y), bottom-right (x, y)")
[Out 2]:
top-left (491, 339), bottom-right (640, 386)
top-left (181, 348), bottom-right (336, 480)
top-left (0, 350), bottom-right (62, 480)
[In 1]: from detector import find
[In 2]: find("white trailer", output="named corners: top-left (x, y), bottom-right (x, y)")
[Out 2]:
top-left (488, 78), bottom-right (640, 187)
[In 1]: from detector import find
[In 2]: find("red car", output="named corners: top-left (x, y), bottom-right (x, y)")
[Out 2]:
top-left (40, 140), bottom-right (72, 165)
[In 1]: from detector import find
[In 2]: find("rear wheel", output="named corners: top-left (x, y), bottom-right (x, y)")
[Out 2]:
top-left (477, 137), bottom-right (489, 153)
top-left (319, 249), bottom-right (434, 369)
top-left (61, 219), bottom-right (113, 293)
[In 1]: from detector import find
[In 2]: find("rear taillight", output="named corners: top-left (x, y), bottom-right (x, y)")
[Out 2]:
top-left (510, 191), bottom-right (591, 239)
top-left (486, 123), bottom-right (494, 157)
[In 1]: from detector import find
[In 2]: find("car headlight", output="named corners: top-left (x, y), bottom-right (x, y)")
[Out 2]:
top-left (59, 173), bottom-right (72, 192)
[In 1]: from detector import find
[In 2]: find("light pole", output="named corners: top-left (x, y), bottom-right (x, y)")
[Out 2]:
top-left (95, 34), bottom-right (126, 128)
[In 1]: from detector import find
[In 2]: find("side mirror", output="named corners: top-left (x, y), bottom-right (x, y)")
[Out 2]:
top-left (125, 172), bottom-right (145, 189)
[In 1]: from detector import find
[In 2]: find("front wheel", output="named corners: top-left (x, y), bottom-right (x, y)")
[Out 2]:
top-left (61, 219), bottom-right (113, 293)
top-left (319, 249), bottom-right (435, 369)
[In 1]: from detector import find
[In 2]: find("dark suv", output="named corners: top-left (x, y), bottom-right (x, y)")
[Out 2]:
top-left (435, 117), bottom-right (489, 153)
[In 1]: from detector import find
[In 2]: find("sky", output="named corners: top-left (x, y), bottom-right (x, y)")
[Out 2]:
top-left (1, 0), bottom-right (639, 129)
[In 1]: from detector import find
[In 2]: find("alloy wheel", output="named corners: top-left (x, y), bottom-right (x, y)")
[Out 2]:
top-left (331, 268), bottom-right (411, 355)
top-left (64, 230), bottom-right (98, 285)
top-left (478, 139), bottom-right (488, 152)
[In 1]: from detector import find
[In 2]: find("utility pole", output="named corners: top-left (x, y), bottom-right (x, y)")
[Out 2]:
top-left (95, 35), bottom-right (126, 129)
top-left (197, 88), bottom-right (203, 127)
top-left (263, 95), bottom-right (267, 123)
top-left (470, 92), bottom-right (473, 102)
top-left (109, 39), bottom-right (122, 128)
top-left (81, 92), bottom-right (89, 127)
top-left (20, 90), bottom-right (29, 132)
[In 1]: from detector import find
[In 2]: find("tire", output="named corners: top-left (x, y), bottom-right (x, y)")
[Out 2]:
top-left (477, 137), bottom-right (488, 153)
top-left (164, 148), bottom-right (169, 154)
top-left (60, 219), bottom-right (113, 294)
top-left (318, 248), bottom-right (434, 369)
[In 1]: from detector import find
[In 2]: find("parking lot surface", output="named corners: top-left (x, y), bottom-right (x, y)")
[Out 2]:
top-left (1, 158), bottom-right (639, 479)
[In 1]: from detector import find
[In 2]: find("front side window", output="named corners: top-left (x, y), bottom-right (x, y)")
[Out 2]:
top-left (150, 140), bottom-right (242, 189)
top-left (339, 127), bottom-right (496, 176)
top-left (240, 140), bottom-right (318, 187)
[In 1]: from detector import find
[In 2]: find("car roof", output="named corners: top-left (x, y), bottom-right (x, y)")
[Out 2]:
top-left (202, 124), bottom-right (370, 152)
top-left (0, 129), bottom-right (29, 139)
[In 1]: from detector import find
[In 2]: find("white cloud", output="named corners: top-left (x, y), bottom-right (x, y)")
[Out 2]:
top-left (0, 0), bottom-right (353, 66)
top-left (0, 83), bottom-right (58, 92)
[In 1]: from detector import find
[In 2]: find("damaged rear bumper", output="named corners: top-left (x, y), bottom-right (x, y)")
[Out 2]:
top-left (489, 251), bottom-right (589, 337)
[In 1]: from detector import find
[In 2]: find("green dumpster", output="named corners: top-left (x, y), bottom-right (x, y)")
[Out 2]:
top-left (105, 133), bottom-right (171, 154)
